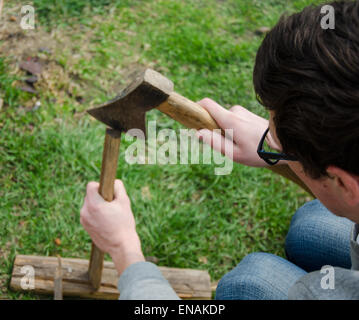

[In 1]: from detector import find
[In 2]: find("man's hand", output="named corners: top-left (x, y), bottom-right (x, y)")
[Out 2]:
top-left (196, 98), bottom-right (282, 167)
top-left (80, 179), bottom-right (145, 275)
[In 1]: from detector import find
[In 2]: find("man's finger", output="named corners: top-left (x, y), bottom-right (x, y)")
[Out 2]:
top-left (229, 105), bottom-right (246, 116)
top-left (197, 98), bottom-right (238, 130)
top-left (86, 181), bottom-right (103, 200)
top-left (113, 179), bottom-right (130, 204)
top-left (84, 181), bottom-right (105, 212)
top-left (196, 129), bottom-right (239, 160)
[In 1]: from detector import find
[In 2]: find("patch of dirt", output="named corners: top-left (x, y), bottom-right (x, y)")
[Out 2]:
top-left (141, 185), bottom-right (152, 200)
top-left (0, 5), bottom-right (87, 107)
top-left (0, 4), bottom-right (126, 109)
top-left (0, 3), bottom-right (159, 118)
top-left (0, 5), bottom-right (56, 64)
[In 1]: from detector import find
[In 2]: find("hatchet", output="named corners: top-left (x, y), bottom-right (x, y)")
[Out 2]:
top-left (86, 68), bottom-right (312, 289)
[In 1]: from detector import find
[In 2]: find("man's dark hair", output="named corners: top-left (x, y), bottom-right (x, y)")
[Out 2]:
top-left (253, 0), bottom-right (359, 179)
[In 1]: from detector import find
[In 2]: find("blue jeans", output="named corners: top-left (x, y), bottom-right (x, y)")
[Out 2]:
top-left (215, 199), bottom-right (353, 300)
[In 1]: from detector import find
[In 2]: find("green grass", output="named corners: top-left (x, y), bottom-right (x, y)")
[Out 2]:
top-left (0, 0), bottom-right (323, 299)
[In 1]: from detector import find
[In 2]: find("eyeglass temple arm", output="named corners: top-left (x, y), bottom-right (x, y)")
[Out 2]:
top-left (267, 164), bottom-right (314, 197)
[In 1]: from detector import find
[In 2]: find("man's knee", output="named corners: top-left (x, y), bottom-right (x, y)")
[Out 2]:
top-left (285, 199), bottom-right (325, 255)
top-left (285, 199), bottom-right (352, 271)
top-left (215, 252), bottom-right (284, 300)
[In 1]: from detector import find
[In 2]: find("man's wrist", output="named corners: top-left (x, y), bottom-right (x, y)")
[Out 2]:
top-left (109, 233), bottom-right (145, 276)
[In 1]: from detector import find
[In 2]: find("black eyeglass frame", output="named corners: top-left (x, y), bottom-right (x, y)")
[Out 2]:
top-left (257, 128), bottom-right (298, 165)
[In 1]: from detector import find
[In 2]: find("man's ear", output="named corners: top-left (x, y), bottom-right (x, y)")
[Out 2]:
top-left (327, 166), bottom-right (359, 207)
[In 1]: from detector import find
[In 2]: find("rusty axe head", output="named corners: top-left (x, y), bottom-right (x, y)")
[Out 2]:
top-left (87, 68), bottom-right (174, 135)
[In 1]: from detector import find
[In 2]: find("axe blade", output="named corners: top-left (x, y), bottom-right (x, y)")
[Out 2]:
top-left (87, 68), bottom-right (174, 137)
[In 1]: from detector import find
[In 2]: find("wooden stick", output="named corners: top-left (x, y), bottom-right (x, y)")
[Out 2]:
top-left (54, 255), bottom-right (63, 300)
top-left (268, 164), bottom-right (314, 197)
top-left (157, 92), bottom-right (222, 133)
top-left (88, 128), bottom-right (122, 290)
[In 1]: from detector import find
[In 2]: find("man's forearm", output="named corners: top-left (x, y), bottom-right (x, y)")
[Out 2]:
top-left (109, 233), bottom-right (145, 276)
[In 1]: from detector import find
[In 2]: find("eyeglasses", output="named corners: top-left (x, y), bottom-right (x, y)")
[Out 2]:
top-left (257, 128), bottom-right (298, 165)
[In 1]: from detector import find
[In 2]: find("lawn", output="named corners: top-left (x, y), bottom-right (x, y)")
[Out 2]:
top-left (0, 0), bottom-right (321, 299)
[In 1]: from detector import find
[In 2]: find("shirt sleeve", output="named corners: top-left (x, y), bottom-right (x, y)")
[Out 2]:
top-left (288, 267), bottom-right (359, 300)
top-left (118, 261), bottom-right (181, 300)
top-left (351, 224), bottom-right (359, 270)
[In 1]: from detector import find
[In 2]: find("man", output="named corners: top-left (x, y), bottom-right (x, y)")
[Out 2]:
top-left (80, 1), bottom-right (359, 299)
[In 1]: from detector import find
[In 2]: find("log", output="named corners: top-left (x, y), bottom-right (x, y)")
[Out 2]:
top-left (10, 255), bottom-right (212, 300)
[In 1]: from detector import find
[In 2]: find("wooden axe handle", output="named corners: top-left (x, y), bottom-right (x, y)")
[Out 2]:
top-left (158, 92), bottom-right (221, 132)
top-left (88, 128), bottom-right (121, 290)
top-left (157, 92), bottom-right (313, 196)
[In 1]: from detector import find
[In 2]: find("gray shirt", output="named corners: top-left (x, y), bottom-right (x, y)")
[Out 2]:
top-left (118, 259), bottom-right (180, 300)
top-left (118, 224), bottom-right (359, 300)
